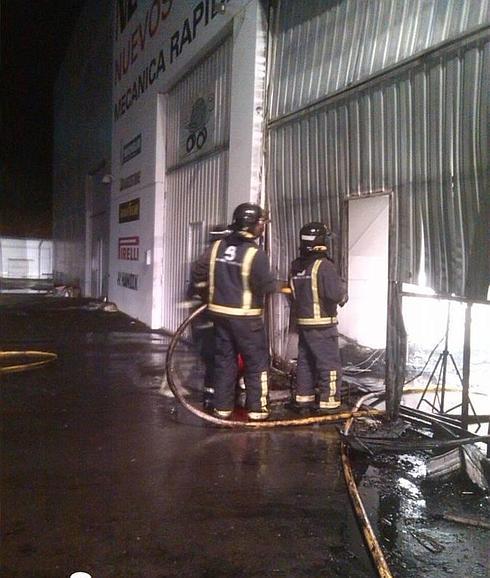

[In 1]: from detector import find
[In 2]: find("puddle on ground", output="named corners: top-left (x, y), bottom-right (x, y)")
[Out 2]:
top-left (356, 452), bottom-right (489, 577)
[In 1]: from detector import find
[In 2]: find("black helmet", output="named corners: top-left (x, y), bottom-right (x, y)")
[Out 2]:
top-left (231, 203), bottom-right (267, 234)
top-left (299, 222), bottom-right (330, 254)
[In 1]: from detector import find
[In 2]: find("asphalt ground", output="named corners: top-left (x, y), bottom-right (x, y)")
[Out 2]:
top-left (0, 295), bottom-right (376, 578)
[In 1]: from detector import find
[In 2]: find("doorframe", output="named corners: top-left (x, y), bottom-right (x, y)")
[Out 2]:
top-left (342, 189), bottom-right (404, 418)
top-left (343, 190), bottom-right (397, 347)
top-left (85, 162), bottom-right (111, 299)
top-left (342, 190), bottom-right (394, 346)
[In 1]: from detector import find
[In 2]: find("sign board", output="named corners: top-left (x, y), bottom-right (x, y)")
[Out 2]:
top-left (118, 236), bottom-right (140, 260)
top-left (118, 198), bottom-right (140, 223)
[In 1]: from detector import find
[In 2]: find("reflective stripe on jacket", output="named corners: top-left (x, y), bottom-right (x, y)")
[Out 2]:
top-left (208, 238), bottom-right (266, 317)
top-left (290, 255), bottom-right (345, 327)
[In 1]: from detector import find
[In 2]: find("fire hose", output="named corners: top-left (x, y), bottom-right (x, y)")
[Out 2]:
top-left (0, 351), bottom-right (58, 375)
top-left (165, 303), bottom-right (380, 428)
top-left (341, 393), bottom-right (394, 578)
top-left (165, 305), bottom-right (393, 576)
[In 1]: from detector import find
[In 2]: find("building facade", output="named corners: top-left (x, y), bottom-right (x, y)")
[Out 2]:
top-left (53, 0), bottom-right (490, 377)
top-left (109, 0), bottom-right (267, 328)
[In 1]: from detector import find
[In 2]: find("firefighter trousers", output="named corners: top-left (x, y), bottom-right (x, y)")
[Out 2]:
top-left (296, 327), bottom-right (342, 408)
top-left (212, 316), bottom-right (269, 413)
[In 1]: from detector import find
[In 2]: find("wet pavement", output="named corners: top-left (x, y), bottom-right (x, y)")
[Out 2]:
top-left (2, 295), bottom-right (489, 578)
top-left (1, 295), bottom-right (377, 578)
top-left (358, 452), bottom-right (489, 577)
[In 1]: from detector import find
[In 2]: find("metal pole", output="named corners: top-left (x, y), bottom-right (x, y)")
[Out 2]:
top-left (439, 301), bottom-right (451, 413)
top-left (461, 303), bottom-right (472, 430)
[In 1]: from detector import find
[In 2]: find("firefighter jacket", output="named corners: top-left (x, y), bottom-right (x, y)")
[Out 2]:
top-left (192, 232), bottom-right (276, 317)
top-left (289, 252), bottom-right (347, 328)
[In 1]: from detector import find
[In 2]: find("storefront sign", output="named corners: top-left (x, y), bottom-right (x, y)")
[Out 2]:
top-left (118, 236), bottom-right (140, 260)
top-left (113, 0), bottom-right (233, 122)
top-left (121, 133), bottom-right (142, 164)
top-left (180, 93), bottom-right (214, 160)
top-left (120, 170), bottom-right (141, 191)
top-left (118, 198), bottom-right (140, 223)
top-left (117, 271), bottom-right (139, 290)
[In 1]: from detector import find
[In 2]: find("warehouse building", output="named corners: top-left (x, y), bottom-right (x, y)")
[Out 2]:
top-left (53, 0), bottom-right (490, 413)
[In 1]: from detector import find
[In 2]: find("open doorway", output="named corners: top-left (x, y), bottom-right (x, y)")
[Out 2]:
top-left (340, 194), bottom-right (390, 364)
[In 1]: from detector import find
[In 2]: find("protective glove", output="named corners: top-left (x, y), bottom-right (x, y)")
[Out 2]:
top-left (339, 293), bottom-right (349, 307)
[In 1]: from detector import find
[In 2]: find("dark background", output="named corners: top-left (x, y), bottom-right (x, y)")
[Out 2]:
top-left (1, 1), bottom-right (85, 238)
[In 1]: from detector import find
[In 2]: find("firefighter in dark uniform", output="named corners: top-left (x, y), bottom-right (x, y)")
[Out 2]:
top-left (191, 203), bottom-right (276, 421)
top-left (288, 222), bottom-right (348, 414)
top-left (187, 226), bottom-right (230, 410)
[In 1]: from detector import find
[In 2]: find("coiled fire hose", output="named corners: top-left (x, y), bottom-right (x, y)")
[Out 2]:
top-left (0, 351), bottom-right (58, 375)
top-left (165, 304), bottom-right (380, 428)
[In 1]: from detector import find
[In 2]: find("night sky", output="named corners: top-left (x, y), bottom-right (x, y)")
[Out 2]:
top-left (1, 1), bottom-right (85, 238)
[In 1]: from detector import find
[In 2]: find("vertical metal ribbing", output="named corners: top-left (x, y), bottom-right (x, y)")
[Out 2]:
top-left (162, 36), bottom-right (232, 332)
top-left (164, 154), bottom-right (229, 331)
top-left (268, 0), bottom-right (490, 120)
top-left (266, 34), bottom-right (490, 354)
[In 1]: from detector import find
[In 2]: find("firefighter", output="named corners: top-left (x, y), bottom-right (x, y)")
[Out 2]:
top-left (287, 222), bottom-right (348, 415)
top-left (191, 203), bottom-right (276, 421)
top-left (187, 226), bottom-right (230, 410)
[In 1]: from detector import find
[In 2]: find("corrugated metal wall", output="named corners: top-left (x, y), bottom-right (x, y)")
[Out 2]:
top-left (268, 34), bottom-right (490, 289)
top-left (163, 37), bottom-right (232, 331)
top-left (164, 155), bottom-right (229, 330)
top-left (266, 0), bottom-right (490, 357)
top-left (268, 0), bottom-right (490, 119)
top-left (166, 37), bottom-right (232, 171)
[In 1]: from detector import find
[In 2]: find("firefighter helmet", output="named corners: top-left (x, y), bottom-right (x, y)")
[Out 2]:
top-left (299, 222), bottom-right (331, 253)
top-left (231, 203), bottom-right (268, 235)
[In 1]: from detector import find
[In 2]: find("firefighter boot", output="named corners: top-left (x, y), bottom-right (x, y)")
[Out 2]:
top-left (213, 408), bottom-right (233, 420)
top-left (316, 391), bottom-right (341, 414)
top-left (285, 393), bottom-right (315, 416)
top-left (247, 409), bottom-right (270, 421)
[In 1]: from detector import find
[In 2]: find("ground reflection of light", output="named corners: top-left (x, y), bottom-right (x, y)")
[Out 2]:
top-left (394, 456), bottom-right (427, 519)
top-left (403, 498), bottom-right (426, 519)
top-left (398, 454), bottom-right (426, 479)
top-left (396, 476), bottom-right (426, 519)
top-left (397, 477), bottom-right (419, 497)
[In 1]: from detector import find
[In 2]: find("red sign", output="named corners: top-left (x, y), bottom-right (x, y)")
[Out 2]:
top-left (118, 236), bottom-right (140, 261)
